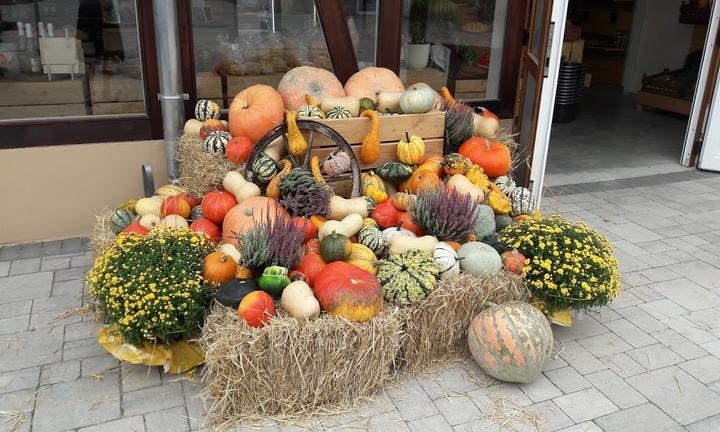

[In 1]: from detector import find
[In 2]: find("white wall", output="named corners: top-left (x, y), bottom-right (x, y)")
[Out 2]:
top-left (623, 0), bottom-right (694, 93)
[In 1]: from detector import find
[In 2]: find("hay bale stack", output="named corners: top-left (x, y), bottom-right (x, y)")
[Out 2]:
top-left (89, 207), bottom-right (115, 254)
top-left (397, 272), bottom-right (530, 373)
top-left (176, 135), bottom-right (244, 197)
top-left (199, 305), bottom-right (402, 428)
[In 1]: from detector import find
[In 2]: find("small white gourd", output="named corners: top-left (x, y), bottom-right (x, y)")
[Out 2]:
top-left (433, 242), bottom-right (460, 279)
top-left (218, 243), bottom-right (242, 265)
top-left (280, 281), bottom-right (320, 321)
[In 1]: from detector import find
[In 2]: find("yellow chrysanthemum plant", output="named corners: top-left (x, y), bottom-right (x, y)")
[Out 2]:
top-left (501, 216), bottom-right (621, 315)
top-left (87, 228), bottom-right (215, 347)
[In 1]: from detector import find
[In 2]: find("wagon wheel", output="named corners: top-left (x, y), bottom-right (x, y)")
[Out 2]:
top-left (245, 120), bottom-right (362, 198)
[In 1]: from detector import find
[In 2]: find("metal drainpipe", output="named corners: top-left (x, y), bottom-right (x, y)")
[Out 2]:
top-left (152, 0), bottom-right (186, 181)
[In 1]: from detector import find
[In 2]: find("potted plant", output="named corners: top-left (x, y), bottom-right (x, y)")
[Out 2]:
top-left (407, 0), bottom-right (430, 70)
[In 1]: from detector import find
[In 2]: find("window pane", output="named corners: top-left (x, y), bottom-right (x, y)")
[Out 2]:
top-left (399, 0), bottom-right (508, 101)
top-left (0, 0), bottom-right (145, 121)
top-left (530, 0), bottom-right (548, 61)
top-left (340, 0), bottom-right (377, 68)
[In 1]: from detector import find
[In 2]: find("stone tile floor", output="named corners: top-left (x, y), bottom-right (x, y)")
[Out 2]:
top-left (1, 170), bottom-right (720, 431)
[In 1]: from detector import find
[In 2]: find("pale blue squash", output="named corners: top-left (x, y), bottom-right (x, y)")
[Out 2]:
top-left (473, 205), bottom-right (496, 239)
top-left (458, 241), bottom-right (502, 277)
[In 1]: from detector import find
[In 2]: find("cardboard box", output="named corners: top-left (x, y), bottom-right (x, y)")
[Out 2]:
top-left (562, 39), bottom-right (585, 63)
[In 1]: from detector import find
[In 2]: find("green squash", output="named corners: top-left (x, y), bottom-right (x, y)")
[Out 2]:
top-left (215, 279), bottom-right (258, 309)
top-left (357, 226), bottom-right (389, 257)
top-left (111, 208), bottom-right (134, 234)
top-left (495, 214), bottom-right (513, 232)
top-left (473, 205), bottom-right (496, 239)
top-left (319, 231), bottom-right (352, 262)
top-left (258, 265), bottom-right (291, 297)
top-left (326, 106), bottom-right (352, 119)
top-left (458, 242), bottom-right (502, 277)
top-left (359, 97), bottom-right (377, 112)
top-left (481, 233), bottom-right (508, 254)
top-left (377, 249), bottom-right (439, 305)
top-left (252, 153), bottom-right (279, 184)
top-left (377, 162), bottom-right (413, 183)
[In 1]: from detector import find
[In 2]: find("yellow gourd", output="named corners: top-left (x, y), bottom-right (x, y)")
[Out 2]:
top-left (361, 170), bottom-right (385, 193)
top-left (265, 160), bottom-right (292, 199)
top-left (286, 110), bottom-right (308, 157)
top-left (397, 130), bottom-right (426, 165)
top-left (348, 244), bottom-right (378, 275)
top-left (391, 192), bottom-right (415, 211)
top-left (363, 217), bottom-right (378, 229)
top-left (223, 170), bottom-right (261, 202)
top-left (439, 86), bottom-right (457, 107)
top-left (359, 110), bottom-right (380, 164)
top-left (465, 164), bottom-right (491, 193)
top-left (389, 235), bottom-right (439, 255)
top-left (487, 183), bottom-right (511, 215)
top-left (305, 94), bottom-right (320, 107)
top-left (365, 184), bottom-right (388, 203)
top-left (310, 156), bottom-right (325, 184)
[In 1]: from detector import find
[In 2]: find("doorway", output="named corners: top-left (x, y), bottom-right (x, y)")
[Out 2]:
top-left (541, 0), bottom-right (713, 188)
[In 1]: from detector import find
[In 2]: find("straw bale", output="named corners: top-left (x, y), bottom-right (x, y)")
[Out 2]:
top-left (176, 134), bottom-right (244, 197)
top-left (396, 272), bottom-right (530, 373)
top-left (89, 207), bottom-right (115, 255)
top-left (199, 306), bottom-right (402, 429)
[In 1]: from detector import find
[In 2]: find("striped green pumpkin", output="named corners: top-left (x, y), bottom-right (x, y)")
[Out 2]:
top-left (357, 226), bottom-right (388, 257)
top-left (252, 153), bottom-right (278, 184)
top-left (194, 99), bottom-right (221, 121)
top-left (468, 301), bottom-right (553, 384)
top-left (377, 249), bottom-right (439, 305)
top-left (204, 130), bottom-right (231, 154)
top-left (326, 106), bottom-right (352, 119)
top-left (510, 187), bottom-right (536, 216)
top-left (297, 104), bottom-right (324, 119)
top-left (111, 208), bottom-right (134, 234)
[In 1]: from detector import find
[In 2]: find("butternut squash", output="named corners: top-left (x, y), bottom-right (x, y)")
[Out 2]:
top-left (223, 171), bottom-right (261, 202)
top-left (280, 280), bottom-right (320, 321)
top-left (318, 213), bottom-right (364, 241)
top-left (218, 243), bottom-right (242, 265)
top-left (320, 96), bottom-right (360, 117)
top-left (328, 196), bottom-right (374, 220)
top-left (389, 235), bottom-right (439, 255)
top-left (446, 174), bottom-right (485, 203)
top-left (183, 119), bottom-right (202, 137)
top-left (264, 136), bottom-right (286, 162)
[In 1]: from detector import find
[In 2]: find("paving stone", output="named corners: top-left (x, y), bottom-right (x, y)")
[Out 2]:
top-left (77, 415), bottom-right (145, 432)
top-left (553, 388), bottom-right (617, 423)
top-left (557, 422), bottom-right (604, 432)
top-left (387, 377), bottom-right (439, 422)
top-left (0, 315), bottom-right (29, 335)
top-left (687, 414), bottom-right (720, 432)
top-left (558, 341), bottom-right (607, 375)
top-left (0, 367), bottom-right (39, 395)
top-left (40, 240), bottom-right (62, 257)
top-left (29, 309), bottom-right (81, 330)
top-left (0, 300), bottom-right (32, 319)
top-left (64, 321), bottom-right (99, 342)
top-left (635, 240), bottom-right (676, 254)
top-left (627, 366), bottom-right (720, 425)
top-left (51, 279), bottom-right (84, 296)
top-left (123, 381), bottom-right (185, 417)
top-left (686, 308), bottom-right (720, 330)
top-left (0, 261), bottom-right (9, 277)
top-left (0, 326), bottom-right (64, 372)
top-left (518, 373), bottom-right (562, 402)
top-left (32, 294), bottom-right (82, 313)
top-left (602, 319), bottom-right (656, 348)
top-left (661, 315), bottom-right (716, 344)
top-left (663, 249), bottom-right (695, 263)
top-left (544, 367), bottom-right (592, 394)
top-left (32, 373), bottom-right (121, 432)
top-left (586, 307), bottom-right (621, 324)
top-left (483, 382), bottom-right (533, 407)
top-left (0, 272), bottom-right (53, 303)
top-left (672, 260), bottom-right (720, 288)
top-left (577, 332), bottom-right (632, 357)
top-left (526, 400), bottom-right (574, 431)
top-left (612, 240), bottom-right (649, 257)
top-left (364, 409), bottom-right (410, 432)
top-left (144, 406), bottom-right (189, 432)
top-left (53, 266), bottom-right (90, 283)
top-left (121, 364), bottom-right (163, 393)
top-left (60, 238), bottom-right (84, 255)
top-left (615, 306), bottom-right (667, 333)
top-left (606, 223), bottom-right (662, 243)
top-left (0, 388), bottom-right (35, 432)
top-left (40, 256), bottom-right (70, 271)
top-left (543, 353), bottom-right (569, 371)
top-left (407, 413), bottom-right (454, 432)
top-left (8, 258), bottom-right (41, 276)
top-left (600, 352), bottom-right (647, 378)
top-left (626, 343), bottom-right (684, 370)
top-left (81, 355), bottom-right (120, 378)
top-left (584, 369), bottom-right (646, 409)
top-left (418, 366), bottom-right (478, 400)
top-left (63, 337), bottom-right (109, 361)
top-left (700, 339), bottom-right (720, 358)
top-left (637, 299), bottom-right (688, 320)
top-left (621, 272), bottom-right (652, 288)
top-left (651, 328), bottom-right (708, 360)
top-left (0, 244), bottom-right (23, 262)
top-left (638, 252), bottom-right (679, 268)
top-left (553, 315), bottom-right (608, 342)
top-left (653, 278), bottom-right (720, 311)
top-left (630, 285), bottom-right (665, 302)
top-left (594, 403), bottom-right (684, 432)
top-left (433, 394), bottom-right (482, 426)
top-left (40, 360), bottom-right (80, 385)
top-left (679, 355), bottom-right (720, 384)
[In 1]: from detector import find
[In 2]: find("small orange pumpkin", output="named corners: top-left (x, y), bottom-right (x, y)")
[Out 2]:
top-left (501, 250), bottom-right (526, 275)
top-left (235, 266), bottom-right (254, 279)
top-left (418, 155), bottom-right (445, 178)
top-left (204, 252), bottom-right (237, 285)
top-left (409, 169), bottom-right (441, 194)
top-left (444, 240), bottom-right (462, 251)
top-left (237, 291), bottom-right (275, 328)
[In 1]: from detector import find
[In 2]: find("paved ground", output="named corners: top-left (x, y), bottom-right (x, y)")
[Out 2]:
top-left (2, 170), bottom-right (720, 432)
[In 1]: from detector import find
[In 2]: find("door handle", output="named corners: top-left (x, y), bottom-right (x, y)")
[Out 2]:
top-left (544, 22), bottom-right (555, 78)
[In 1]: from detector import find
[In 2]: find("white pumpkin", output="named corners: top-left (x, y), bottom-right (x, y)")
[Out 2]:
top-left (433, 242), bottom-right (460, 279)
top-left (376, 91), bottom-right (403, 113)
top-left (399, 86), bottom-right (435, 114)
top-left (138, 214), bottom-right (160, 230)
top-left (458, 242), bottom-right (502, 277)
top-left (382, 226), bottom-right (416, 241)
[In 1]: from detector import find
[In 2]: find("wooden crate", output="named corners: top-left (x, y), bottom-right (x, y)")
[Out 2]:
top-left (308, 111), bottom-right (445, 196)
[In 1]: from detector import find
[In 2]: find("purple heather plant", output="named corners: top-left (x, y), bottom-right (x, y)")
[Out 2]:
top-left (239, 204), bottom-right (305, 271)
top-left (410, 186), bottom-right (480, 242)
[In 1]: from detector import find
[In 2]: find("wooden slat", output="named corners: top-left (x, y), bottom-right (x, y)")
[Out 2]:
top-left (310, 138), bottom-right (444, 171)
top-left (309, 111), bottom-right (445, 147)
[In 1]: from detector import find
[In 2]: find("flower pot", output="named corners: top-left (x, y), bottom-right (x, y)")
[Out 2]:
top-left (407, 43), bottom-right (431, 70)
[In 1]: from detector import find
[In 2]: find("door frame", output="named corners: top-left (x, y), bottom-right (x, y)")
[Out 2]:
top-left (682, 0), bottom-right (720, 166)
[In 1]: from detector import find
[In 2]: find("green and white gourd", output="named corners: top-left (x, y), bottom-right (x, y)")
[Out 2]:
top-left (326, 106), bottom-right (352, 119)
top-left (377, 249), bottom-right (440, 305)
top-left (189, 205), bottom-right (203, 222)
top-left (357, 227), bottom-right (389, 257)
top-left (433, 242), bottom-right (460, 280)
top-left (458, 241), bottom-right (502, 277)
top-left (297, 104), bottom-right (324, 119)
top-left (510, 187), bottom-right (536, 217)
top-left (252, 153), bottom-right (279, 184)
top-left (382, 225), bottom-right (416, 241)
top-left (204, 130), bottom-right (231, 154)
top-left (473, 205), bottom-right (496, 240)
top-left (111, 208), bottom-right (134, 234)
top-left (194, 99), bottom-right (221, 121)
top-left (494, 176), bottom-right (517, 196)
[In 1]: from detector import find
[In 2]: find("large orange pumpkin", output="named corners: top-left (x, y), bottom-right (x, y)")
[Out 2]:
top-left (277, 66), bottom-right (345, 110)
top-left (229, 85), bottom-right (285, 144)
top-left (238, 290), bottom-right (275, 328)
top-left (458, 138), bottom-right (511, 179)
top-left (312, 262), bottom-right (383, 322)
top-left (222, 196), bottom-right (288, 249)
top-left (468, 301), bottom-right (553, 383)
top-left (343, 67), bottom-right (405, 102)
